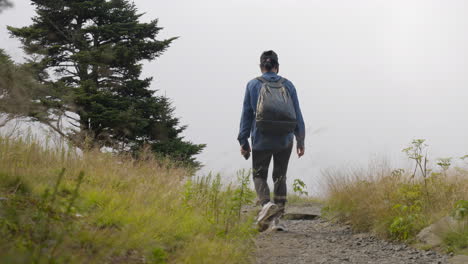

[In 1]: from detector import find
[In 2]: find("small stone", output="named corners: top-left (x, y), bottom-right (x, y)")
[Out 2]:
top-left (394, 245), bottom-right (404, 251)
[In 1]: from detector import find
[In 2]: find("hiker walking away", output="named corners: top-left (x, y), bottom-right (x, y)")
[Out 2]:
top-left (237, 50), bottom-right (306, 231)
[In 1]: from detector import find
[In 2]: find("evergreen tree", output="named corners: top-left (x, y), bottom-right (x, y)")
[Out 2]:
top-left (7, 0), bottom-right (205, 166)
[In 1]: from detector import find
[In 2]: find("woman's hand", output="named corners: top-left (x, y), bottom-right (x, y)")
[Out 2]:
top-left (240, 145), bottom-right (251, 160)
top-left (297, 146), bottom-right (305, 158)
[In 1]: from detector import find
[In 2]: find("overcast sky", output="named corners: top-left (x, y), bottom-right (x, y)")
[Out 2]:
top-left (2, 0), bottom-right (468, 195)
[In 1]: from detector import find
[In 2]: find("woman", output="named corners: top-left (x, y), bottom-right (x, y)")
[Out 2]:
top-left (237, 50), bottom-right (306, 231)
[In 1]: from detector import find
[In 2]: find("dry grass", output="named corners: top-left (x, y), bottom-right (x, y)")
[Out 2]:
top-left (287, 194), bottom-right (324, 206)
top-left (0, 135), bottom-right (256, 263)
top-left (323, 161), bottom-right (468, 244)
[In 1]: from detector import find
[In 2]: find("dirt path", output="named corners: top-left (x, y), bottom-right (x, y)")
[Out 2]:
top-left (255, 205), bottom-right (449, 264)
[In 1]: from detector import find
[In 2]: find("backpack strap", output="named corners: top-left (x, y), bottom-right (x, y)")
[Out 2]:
top-left (256, 76), bottom-right (286, 84)
top-left (258, 77), bottom-right (285, 89)
top-left (255, 76), bottom-right (287, 87)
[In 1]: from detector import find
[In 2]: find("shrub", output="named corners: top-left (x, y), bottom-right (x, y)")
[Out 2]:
top-left (324, 140), bottom-right (468, 242)
top-left (293, 179), bottom-right (309, 196)
top-left (441, 200), bottom-right (468, 254)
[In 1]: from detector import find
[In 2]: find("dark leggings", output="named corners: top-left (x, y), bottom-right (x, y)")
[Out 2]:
top-left (252, 144), bottom-right (293, 208)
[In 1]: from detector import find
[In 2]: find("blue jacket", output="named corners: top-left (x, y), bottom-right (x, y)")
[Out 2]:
top-left (238, 72), bottom-right (306, 151)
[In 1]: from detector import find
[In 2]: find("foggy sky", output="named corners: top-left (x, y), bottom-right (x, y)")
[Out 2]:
top-left (2, 0), bottom-right (468, 195)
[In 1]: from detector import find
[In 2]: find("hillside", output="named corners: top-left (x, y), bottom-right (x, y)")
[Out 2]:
top-left (0, 136), bottom-right (256, 263)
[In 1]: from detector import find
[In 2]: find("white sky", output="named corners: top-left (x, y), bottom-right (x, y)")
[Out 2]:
top-left (2, 0), bottom-right (468, 195)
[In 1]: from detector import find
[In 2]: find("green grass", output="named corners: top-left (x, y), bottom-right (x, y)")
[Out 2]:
top-left (0, 136), bottom-right (257, 263)
top-left (323, 160), bottom-right (468, 254)
top-left (444, 229), bottom-right (468, 254)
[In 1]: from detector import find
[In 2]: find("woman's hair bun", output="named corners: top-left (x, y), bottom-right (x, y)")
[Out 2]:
top-left (260, 50), bottom-right (279, 71)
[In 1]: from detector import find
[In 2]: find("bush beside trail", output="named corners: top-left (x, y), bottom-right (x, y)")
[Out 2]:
top-left (0, 136), bottom-right (256, 263)
top-left (323, 140), bottom-right (468, 256)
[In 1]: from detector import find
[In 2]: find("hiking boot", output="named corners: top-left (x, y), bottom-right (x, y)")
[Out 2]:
top-left (270, 216), bottom-right (287, 232)
top-left (256, 202), bottom-right (279, 231)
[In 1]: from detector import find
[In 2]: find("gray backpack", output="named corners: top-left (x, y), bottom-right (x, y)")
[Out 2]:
top-left (255, 77), bottom-right (297, 135)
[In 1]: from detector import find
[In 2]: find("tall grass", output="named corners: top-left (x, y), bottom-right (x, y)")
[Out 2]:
top-left (323, 141), bottom-right (468, 254)
top-left (0, 135), bottom-right (256, 263)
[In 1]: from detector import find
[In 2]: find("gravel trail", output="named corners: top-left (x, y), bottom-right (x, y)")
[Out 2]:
top-left (255, 206), bottom-right (449, 264)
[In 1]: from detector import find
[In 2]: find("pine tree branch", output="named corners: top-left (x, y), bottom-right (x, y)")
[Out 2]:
top-left (64, 113), bottom-right (80, 123)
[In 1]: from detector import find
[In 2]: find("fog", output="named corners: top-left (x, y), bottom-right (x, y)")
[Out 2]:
top-left (2, 0), bottom-right (468, 195)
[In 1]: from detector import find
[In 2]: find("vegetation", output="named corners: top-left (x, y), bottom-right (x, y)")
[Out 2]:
top-left (443, 200), bottom-right (468, 254)
top-left (292, 178), bottom-right (309, 197)
top-left (0, 135), bottom-right (256, 263)
top-left (287, 194), bottom-right (323, 206)
top-left (0, 50), bottom-right (48, 127)
top-left (323, 139), bottom-right (468, 254)
top-left (287, 179), bottom-right (323, 206)
top-left (3, 0), bottom-right (204, 166)
top-left (0, 2), bottom-right (252, 262)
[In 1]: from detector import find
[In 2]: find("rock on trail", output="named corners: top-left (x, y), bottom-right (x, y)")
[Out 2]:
top-left (255, 204), bottom-right (450, 264)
